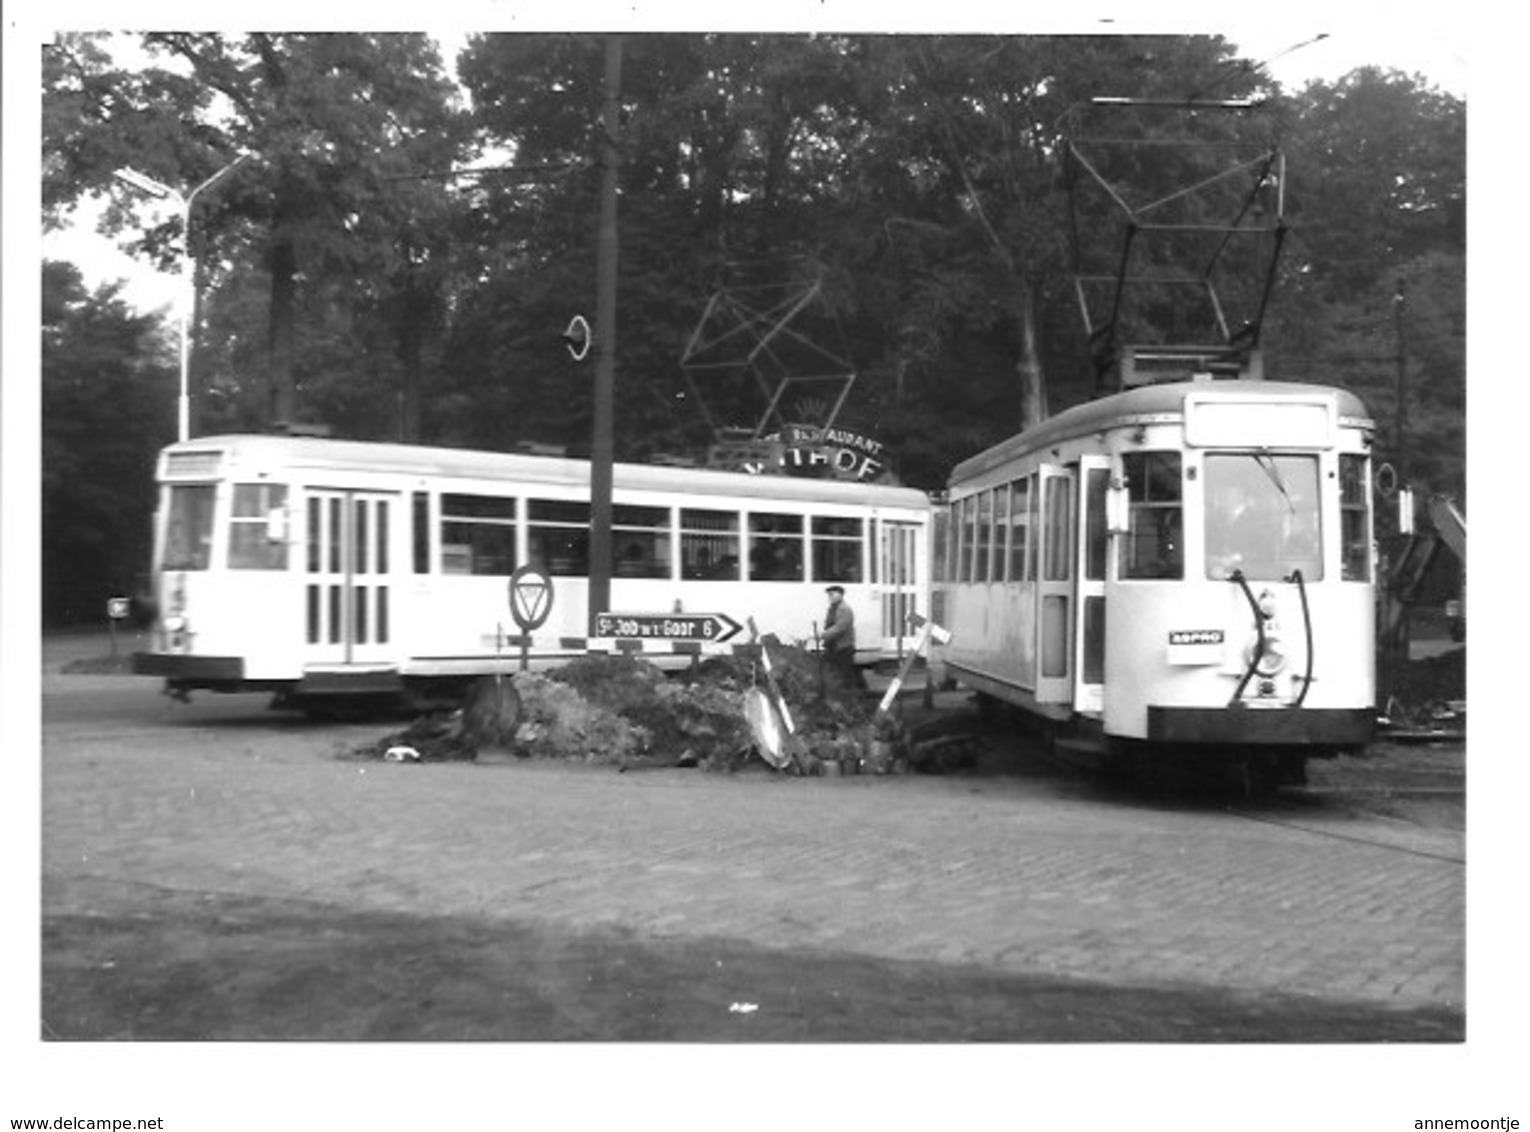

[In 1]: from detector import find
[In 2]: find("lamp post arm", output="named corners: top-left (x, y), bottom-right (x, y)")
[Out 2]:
top-left (186, 151), bottom-right (252, 210)
top-left (179, 152), bottom-right (252, 442)
top-left (113, 150), bottom-right (252, 444)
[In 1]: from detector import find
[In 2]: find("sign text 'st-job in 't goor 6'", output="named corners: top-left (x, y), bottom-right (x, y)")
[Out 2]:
top-left (595, 612), bottom-right (742, 643)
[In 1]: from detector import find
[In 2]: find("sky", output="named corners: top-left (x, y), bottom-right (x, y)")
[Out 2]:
top-left (27, 6), bottom-right (1472, 316)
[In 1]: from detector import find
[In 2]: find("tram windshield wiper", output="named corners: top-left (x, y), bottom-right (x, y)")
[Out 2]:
top-left (1252, 449), bottom-right (1295, 514)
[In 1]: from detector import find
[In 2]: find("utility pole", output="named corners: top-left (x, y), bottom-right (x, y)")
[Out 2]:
top-left (588, 35), bottom-right (622, 635)
top-left (1393, 278), bottom-right (1409, 479)
top-left (1382, 276), bottom-right (1413, 713)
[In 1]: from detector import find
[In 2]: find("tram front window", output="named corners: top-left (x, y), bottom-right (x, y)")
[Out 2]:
top-left (1120, 451), bottom-right (1182, 580)
top-left (163, 485), bottom-right (216, 570)
top-left (1204, 452), bottom-right (1322, 581)
top-left (229, 483), bottom-right (289, 570)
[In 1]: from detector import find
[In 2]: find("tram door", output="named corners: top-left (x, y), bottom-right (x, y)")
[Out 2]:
top-left (1073, 457), bottom-right (1110, 714)
top-left (877, 519), bottom-right (921, 654)
top-left (303, 489), bottom-right (399, 665)
top-left (1035, 465), bottom-right (1075, 704)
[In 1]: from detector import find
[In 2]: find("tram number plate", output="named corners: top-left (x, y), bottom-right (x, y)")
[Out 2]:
top-left (595, 612), bottom-right (742, 643)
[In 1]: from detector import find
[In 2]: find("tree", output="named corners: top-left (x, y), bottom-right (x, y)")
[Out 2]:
top-left (1284, 67), bottom-right (1464, 292)
top-left (41, 261), bottom-right (175, 624)
top-left (446, 34), bottom-right (1273, 486)
top-left (830, 35), bottom-right (1272, 482)
top-left (1268, 68), bottom-right (1466, 499)
top-left (43, 33), bottom-right (1463, 502)
top-left (43, 32), bottom-right (468, 438)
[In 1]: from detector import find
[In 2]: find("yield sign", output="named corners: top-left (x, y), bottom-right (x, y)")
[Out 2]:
top-left (508, 566), bottom-right (554, 631)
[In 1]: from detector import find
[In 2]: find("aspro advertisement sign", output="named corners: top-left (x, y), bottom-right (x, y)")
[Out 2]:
top-left (1167, 627), bottom-right (1226, 666)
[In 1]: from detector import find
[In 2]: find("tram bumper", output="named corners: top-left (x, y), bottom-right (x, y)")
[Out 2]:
top-left (1147, 705), bottom-right (1374, 747)
top-left (132, 650), bottom-right (254, 697)
top-left (133, 651), bottom-right (245, 682)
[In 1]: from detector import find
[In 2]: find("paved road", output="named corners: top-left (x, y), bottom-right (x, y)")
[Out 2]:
top-left (40, 637), bottom-right (1465, 1023)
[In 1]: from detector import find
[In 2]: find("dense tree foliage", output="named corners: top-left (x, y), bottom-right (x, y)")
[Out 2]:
top-left (41, 262), bottom-right (175, 624)
top-left (39, 32), bottom-right (1465, 623)
top-left (44, 31), bottom-right (465, 437)
top-left (1269, 66), bottom-right (1466, 500)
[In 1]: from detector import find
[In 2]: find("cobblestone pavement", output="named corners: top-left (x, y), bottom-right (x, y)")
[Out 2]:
top-left (39, 660), bottom-right (1465, 1018)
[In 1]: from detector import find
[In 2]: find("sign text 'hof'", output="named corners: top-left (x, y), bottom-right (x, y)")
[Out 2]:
top-left (780, 424), bottom-right (886, 481)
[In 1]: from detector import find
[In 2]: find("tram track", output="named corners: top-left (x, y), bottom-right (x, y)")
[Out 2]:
top-left (977, 721), bottom-right (1467, 863)
top-left (1220, 801), bottom-right (1465, 865)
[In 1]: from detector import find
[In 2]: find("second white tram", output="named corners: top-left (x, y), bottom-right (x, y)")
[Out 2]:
top-left (133, 435), bottom-right (931, 710)
top-left (934, 379), bottom-right (1377, 787)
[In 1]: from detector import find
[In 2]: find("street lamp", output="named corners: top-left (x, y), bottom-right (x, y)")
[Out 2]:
top-left (114, 152), bottom-right (253, 442)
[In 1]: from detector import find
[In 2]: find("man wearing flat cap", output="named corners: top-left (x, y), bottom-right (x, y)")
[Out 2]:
top-left (821, 585), bottom-right (863, 689)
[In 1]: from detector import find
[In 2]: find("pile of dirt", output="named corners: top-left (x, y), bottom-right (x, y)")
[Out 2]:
top-left (1386, 645), bottom-right (1466, 726)
top-left (353, 637), bottom-right (906, 774)
top-left (351, 670), bottom-right (663, 767)
top-left (549, 656), bottom-right (753, 769)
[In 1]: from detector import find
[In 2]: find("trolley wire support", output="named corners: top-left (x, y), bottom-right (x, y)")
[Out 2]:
top-left (1063, 96), bottom-right (1288, 394)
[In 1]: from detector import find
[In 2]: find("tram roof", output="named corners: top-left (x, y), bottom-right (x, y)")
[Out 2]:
top-left (164, 433), bottom-right (931, 508)
top-left (950, 379), bottom-right (1373, 485)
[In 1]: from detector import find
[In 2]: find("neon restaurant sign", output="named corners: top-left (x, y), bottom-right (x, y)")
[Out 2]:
top-left (779, 423), bottom-right (887, 481)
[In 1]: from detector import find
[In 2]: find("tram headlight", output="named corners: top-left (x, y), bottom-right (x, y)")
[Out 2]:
top-left (1244, 632), bottom-right (1288, 676)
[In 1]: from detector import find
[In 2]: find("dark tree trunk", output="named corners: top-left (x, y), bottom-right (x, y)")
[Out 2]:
top-left (267, 223), bottom-right (298, 427)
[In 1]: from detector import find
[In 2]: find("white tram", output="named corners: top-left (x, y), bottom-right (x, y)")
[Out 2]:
top-left (132, 434), bottom-right (931, 710)
top-left (934, 379), bottom-right (1377, 786)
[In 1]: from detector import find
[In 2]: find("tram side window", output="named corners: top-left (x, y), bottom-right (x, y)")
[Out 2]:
top-left (974, 491), bottom-right (994, 582)
top-left (1120, 452), bottom-right (1183, 580)
top-left (614, 504), bottom-right (671, 579)
top-left (930, 509), bottom-right (949, 585)
top-left (957, 495), bottom-right (976, 581)
top-left (989, 489), bottom-right (1005, 581)
top-left (163, 485), bottom-right (217, 570)
top-left (964, 493), bottom-right (976, 581)
top-left (1043, 476), bottom-right (1073, 582)
top-left (440, 493), bottom-right (517, 576)
top-left (1028, 474), bottom-right (1041, 580)
top-left (228, 484), bottom-right (290, 570)
top-left (681, 508), bottom-right (740, 580)
top-left (995, 487), bottom-right (1011, 580)
top-left (1340, 454), bottom-right (1371, 581)
top-left (1007, 477), bottom-right (1031, 581)
top-left (812, 516), bottom-right (863, 583)
top-left (1085, 468), bottom-right (1109, 581)
top-left (412, 493), bottom-right (432, 573)
top-left (749, 512), bottom-right (804, 581)
top-left (528, 499), bottom-right (590, 576)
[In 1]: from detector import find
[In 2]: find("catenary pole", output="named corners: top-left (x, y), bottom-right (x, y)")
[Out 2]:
top-left (589, 35), bottom-right (622, 635)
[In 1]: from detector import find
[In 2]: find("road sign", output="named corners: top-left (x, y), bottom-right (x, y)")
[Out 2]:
top-left (508, 566), bottom-right (554, 631)
top-left (106, 597), bottom-right (131, 620)
top-left (594, 612), bottom-right (742, 643)
top-left (561, 314), bottom-right (591, 361)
